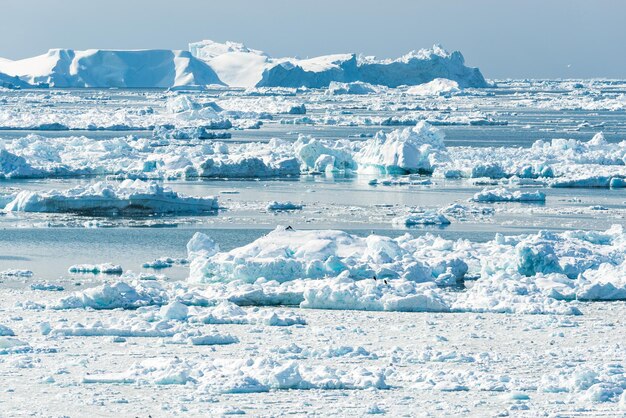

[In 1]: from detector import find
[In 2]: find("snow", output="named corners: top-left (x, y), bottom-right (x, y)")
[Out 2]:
top-left (393, 211), bottom-right (451, 227)
top-left (4, 180), bottom-right (218, 215)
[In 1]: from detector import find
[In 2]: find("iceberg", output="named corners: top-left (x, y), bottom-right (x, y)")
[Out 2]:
top-left (266, 201), bottom-right (303, 211)
top-left (406, 78), bottom-right (460, 96)
top-left (472, 187), bottom-right (546, 203)
top-left (188, 227), bottom-right (465, 285)
top-left (4, 179), bottom-right (219, 215)
top-left (190, 40), bottom-right (488, 89)
top-left (355, 121), bottom-right (447, 175)
top-left (0, 49), bottom-right (224, 88)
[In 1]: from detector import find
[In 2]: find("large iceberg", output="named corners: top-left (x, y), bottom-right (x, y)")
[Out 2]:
top-left (0, 41), bottom-right (488, 89)
top-left (189, 40), bottom-right (488, 89)
top-left (0, 49), bottom-right (224, 88)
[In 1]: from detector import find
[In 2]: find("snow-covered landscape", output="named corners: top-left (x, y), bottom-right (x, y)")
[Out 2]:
top-left (2, 2), bottom-right (626, 415)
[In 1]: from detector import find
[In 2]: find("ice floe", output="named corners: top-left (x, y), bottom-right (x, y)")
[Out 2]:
top-left (4, 179), bottom-right (218, 215)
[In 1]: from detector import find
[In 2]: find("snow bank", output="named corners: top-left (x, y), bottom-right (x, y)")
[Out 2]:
top-left (191, 301), bottom-right (306, 326)
top-left (4, 180), bottom-right (218, 215)
top-left (0, 49), bottom-right (224, 88)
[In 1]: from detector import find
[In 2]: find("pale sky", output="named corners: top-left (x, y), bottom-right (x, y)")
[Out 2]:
top-left (1, 0), bottom-right (624, 79)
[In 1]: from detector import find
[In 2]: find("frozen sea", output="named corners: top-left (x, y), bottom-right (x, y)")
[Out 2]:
top-left (2, 81), bottom-right (626, 416)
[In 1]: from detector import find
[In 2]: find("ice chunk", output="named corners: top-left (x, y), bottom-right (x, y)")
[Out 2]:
top-left (53, 281), bottom-right (168, 310)
top-left (84, 356), bottom-right (388, 390)
top-left (355, 122), bottom-right (447, 175)
top-left (472, 187), bottom-right (546, 203)
top-left (0, 324), bottom-right (15, 336)
top-left (266, 201), bottom-right (303, 211)
top-left (393, 211), bottom-right (451, 227)
top-left (406, 78), bottom-right (460, 96)
top-left (188, 226), bottom-right (461, 285)
top-left (301, 276), bottom-right (449, 312)
top-left (4, 179), bottom-right (218, 215)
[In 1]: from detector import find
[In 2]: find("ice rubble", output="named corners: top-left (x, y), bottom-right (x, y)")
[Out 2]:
top-left (3, 180), bottom-right (218, 215)
top-left (0, 40), bottom-right (487, 89)
top-left (83, 356), bottom-right (388, 391)
top-left (2, 120), bottom-right (626, 185)
top-left (43, 224), bottom-right (626, 316)
top-left (53, 281), bottom-right (169, 310)
top-left (0, 49), bottom-right (224, 88)
top-left (183, 225), bottom-right (626, 314)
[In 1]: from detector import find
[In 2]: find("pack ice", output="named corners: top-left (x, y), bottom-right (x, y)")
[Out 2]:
top-left (183, 224), bottom-right (626, 314)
